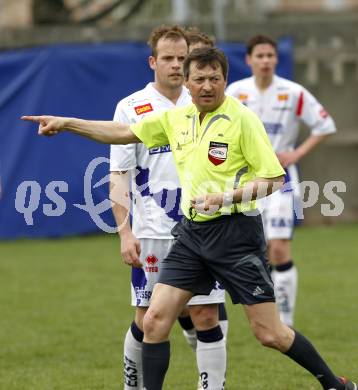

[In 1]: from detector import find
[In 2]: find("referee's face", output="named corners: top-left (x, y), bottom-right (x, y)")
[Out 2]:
top-left (149, 37), bottom-right (188, 91)
top-left (186, 61), bottom-right (227, 113)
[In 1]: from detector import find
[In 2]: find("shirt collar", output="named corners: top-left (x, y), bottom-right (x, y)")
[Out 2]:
top-left (145, 82), bottom-right (189, 106)
top-left (193, 96), bottom-right (228, 117)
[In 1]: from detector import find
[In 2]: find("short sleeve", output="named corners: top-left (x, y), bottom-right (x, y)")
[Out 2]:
top-left (240, 109), bottom-right (285, 178)
top-left (296, 87), bottom-right (337, 136)
top-left (110, 102), bottom-right (136, 171)
top-left (130, 111), bottom-right (170, 149)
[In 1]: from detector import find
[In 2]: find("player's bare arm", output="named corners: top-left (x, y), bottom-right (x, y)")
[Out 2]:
top-left (277, 134), bottom-right (331, 168)
top-left (110, 171), bottom-right (142, 268)
top-left (191, 175), bottom-right (284, 212)
top-left (21, 115), bottom-right (140, 145)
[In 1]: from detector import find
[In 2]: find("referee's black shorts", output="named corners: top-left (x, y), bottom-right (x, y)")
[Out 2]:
top-left (159, 213), bottom-right (275, 305)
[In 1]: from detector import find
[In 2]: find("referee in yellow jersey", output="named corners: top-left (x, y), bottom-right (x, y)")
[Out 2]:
top-left (23, 48), bottom-right (356, 390)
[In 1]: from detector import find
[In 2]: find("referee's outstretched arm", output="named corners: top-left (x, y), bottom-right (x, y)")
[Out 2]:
top-left (21, 115), bottom-right (139, 145)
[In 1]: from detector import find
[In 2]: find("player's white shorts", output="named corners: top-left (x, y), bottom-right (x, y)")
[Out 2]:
top-left (131, 238), bottom-right (225, 307)
top-left (258, 189), bottom-right (294, 241)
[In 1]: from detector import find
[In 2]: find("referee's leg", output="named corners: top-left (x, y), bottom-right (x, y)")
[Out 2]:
top-left (142, 283), bottom-right (193, 390)
top-left (244, 302), bottom-right (348, 390)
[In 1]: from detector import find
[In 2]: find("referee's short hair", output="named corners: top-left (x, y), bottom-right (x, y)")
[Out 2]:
top-left (148, 25), bottom-right (189, 57)
top-left (183, 47), bottom-right (228, 81)
top-left (247, 35), bottom-right (277, 55)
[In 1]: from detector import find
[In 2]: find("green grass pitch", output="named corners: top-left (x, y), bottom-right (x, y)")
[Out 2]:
top-left (0, 224), bottom-right (357, 389)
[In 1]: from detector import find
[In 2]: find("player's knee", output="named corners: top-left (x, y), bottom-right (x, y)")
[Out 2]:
top-left (251, 322), bottom-right (279, 349)
top-left (256, 332), bottom-right (278, 348)
top-left (143, 308), bottom-right (162, 336)
top-left (143, 306), bottom-right (171, 341)
top-left (269, 240), bottom-right (290, 263)
top-left (190, 304), bottom-right (218, 330)
top-left (134, 307), bottom-right (147, 330)
top-left (252, 323), bottom-right (291, 351)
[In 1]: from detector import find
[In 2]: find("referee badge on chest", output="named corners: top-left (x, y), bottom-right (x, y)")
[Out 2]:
top-left (208, 141), bottom-right (228, 166)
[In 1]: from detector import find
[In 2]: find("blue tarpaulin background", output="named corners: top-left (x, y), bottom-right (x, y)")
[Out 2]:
top-left (0, 39), bottom-right (293, 239)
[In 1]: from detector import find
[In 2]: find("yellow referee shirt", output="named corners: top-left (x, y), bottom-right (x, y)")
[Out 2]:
top-left (131, 95), bottom-right (284, 222)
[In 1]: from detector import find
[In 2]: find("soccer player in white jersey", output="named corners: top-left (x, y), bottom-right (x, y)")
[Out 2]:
top-left (226, 34), bottom-right (337, 326)
top-left (110, 25), bottom-right (227, 390)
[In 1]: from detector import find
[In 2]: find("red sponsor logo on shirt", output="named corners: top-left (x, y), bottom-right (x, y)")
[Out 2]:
top-left (134, 103), bottom-right (153, 115)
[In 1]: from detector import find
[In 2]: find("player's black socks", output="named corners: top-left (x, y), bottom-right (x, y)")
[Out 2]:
top-left (284, 330), bottom-right (344, 389)
top-left (218, 303), bottom-right (228, 321)
top-left (178, 315), bottom-right (195, 331)
top-left (142, 341), bottom-right (170, 390)
top-left (130, 321), bottom-right (144, 343)
top-left (275, 259), bottom-right (294, 272)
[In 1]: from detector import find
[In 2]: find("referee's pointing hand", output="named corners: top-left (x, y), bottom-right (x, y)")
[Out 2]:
top-left (21, 115), bottom-right (65, 136)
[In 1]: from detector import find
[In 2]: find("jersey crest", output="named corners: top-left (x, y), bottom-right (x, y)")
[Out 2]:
top-left (208, 141), bottom-right (228, 166)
